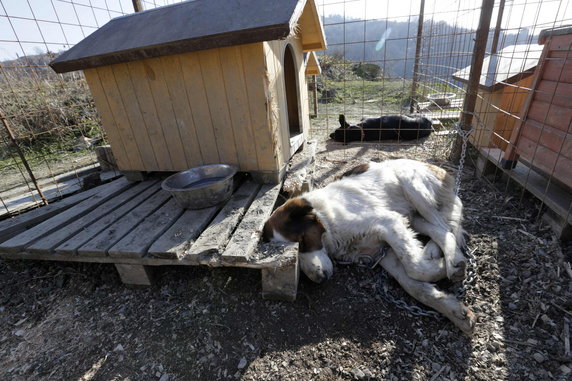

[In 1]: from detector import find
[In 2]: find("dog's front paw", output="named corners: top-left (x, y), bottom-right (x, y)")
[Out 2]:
top-left (423, 240), bottom-right (442, 259)
top-left (450, 304), bottom-right (476, 335)
top-left (447, 255), bottom-right (467, 282)
top-left (299, 249), bottom-right (334, 283)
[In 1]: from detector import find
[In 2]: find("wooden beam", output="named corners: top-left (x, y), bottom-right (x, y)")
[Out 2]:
top-left (108, 198), bottom-right (184, 259)
top-left (0, 178), bottom-right (124, 243)
top-left (410, 0), bottom-right (425, 114)
top-left (0, 178), bottom-right (132, 253)
top-left (221, 183), bottom-right (281, 264)
top-left (55, 181), bottom-right (160, 256)
top-left (77, 188), bottom-right (171, 257)
top-left (27, 181), bottom-right (158, 254)
top-left (147, 205), bottom-right (220, 259)
top-left (182, 181), bottom-right (260, 263)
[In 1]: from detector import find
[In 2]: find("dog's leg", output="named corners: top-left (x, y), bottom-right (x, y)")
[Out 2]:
top-left (445, 196), bottom-right (467, 251)
top-left (411, 216), bottom-right (465, 281)
top-left (374, 213), bottom-right (445, 282)
top-left (399, 175), bottom-right (451, 232)
top-left (422, 240), bottom-right (443, 260)
top-left (380, 249), bottom-right (476, 335)
top-left (399, 174), bottom-right (467, 280)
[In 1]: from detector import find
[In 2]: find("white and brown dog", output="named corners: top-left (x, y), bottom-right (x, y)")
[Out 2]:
top-left (262, 159), bottom-right (475, 334)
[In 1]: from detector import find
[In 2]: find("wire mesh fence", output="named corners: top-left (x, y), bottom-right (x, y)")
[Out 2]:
top-left (312, 0), bottom-right (571, 235)
top-left (0, 0), bottom-right (138, 218)
top-left (0, 0), bottom-right (571, 233)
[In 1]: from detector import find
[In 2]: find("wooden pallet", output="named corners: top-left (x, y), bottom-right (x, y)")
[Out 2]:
top-left (0, 176), bottom-right (299, 300)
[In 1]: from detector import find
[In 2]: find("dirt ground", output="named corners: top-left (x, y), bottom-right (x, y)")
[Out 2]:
top-left (1, 139), bottom-right (571, 381)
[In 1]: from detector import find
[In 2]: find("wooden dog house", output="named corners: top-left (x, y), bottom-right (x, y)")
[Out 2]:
top-left (475, 27), bottom-right (572, 239)
top-left (452, 44), bottom-right (542, 150)
top-left (502, 26), bottom-right (572, 190)
top-left (50, 0), bottom-right (326, 183)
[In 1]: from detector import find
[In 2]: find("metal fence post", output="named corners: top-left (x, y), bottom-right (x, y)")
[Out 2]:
top-left (490, 0), bottom-right (506, 55)
top-left (410, 0), bottom-right (425, 114)
top-left (311, 75), bottom-right (318, 118)
top-left (0, 109), bottom-right (48, 206)
top-left (450, 0), bottom-right (495, 163)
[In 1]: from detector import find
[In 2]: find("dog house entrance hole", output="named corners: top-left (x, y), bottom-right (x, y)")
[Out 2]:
top-left (284, 44), bottom-right (301, 138)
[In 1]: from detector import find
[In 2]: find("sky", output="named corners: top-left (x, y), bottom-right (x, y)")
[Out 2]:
top-left (0, 0), bottom-right (570, 61)
top-left (319, 0), bottom-right (572, 33)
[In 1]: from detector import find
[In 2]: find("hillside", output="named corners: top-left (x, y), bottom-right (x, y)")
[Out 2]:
top-left (321, 15), bottom-right (533, 79)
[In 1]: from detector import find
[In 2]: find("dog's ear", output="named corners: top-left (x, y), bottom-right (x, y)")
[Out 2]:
top-left (287, 198), bottom-right (314, 222)
top-left (299, 218), bottom-right (326, 253)
top-left (339, 114), bottom-right (350, 128)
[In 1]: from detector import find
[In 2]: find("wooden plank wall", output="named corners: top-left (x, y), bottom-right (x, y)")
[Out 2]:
top-left (85, 43), bottom-right (280, 173)
top-left (514, 33), bottom-right (572, 189)
top-left (264, 36), bottom-right (311, 165)
top-left (470, 90), bottom-right (502, 148)
top-left (491, 76), bottom-right (534, 150)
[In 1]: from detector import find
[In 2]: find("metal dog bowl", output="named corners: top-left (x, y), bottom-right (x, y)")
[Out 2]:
top-left (427, 92), bottom-right (456, 106)
top-left (161, 164), bottom-right (237, 209)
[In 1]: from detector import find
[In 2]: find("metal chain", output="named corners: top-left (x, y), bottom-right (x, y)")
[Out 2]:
top-left (377, 270), bottom-right (443, 320)
top-left (336, 247), bottom-right (443, 320)
top-left (455, 246), bottom-right (478, 300)
top-left (453, 122), bottom-right (475, 195)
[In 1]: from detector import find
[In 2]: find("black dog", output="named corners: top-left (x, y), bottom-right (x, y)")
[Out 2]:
top-left (330, 114), bottom-right (432, 143)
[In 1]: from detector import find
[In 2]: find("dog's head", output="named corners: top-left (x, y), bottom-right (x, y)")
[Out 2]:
top-left (262, 198), bottom-right (333, 283)
top-left (329, 114), bottom-right (364, 142)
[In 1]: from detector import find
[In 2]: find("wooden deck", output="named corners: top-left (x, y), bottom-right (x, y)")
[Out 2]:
top-left (0, 176), bottom-right (299, 300)
top-left (418, 97), bottom-right (463, 120)
top-left (0, 166), bottom-right (121, 219)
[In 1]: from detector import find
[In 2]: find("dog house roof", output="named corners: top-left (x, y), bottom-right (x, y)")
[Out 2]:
top-left (304, 52), bottom-right (322, 75)
top-left (452, 44), bottom-right (543, 92)
top-left (50, 0), bottom-right (326, 73)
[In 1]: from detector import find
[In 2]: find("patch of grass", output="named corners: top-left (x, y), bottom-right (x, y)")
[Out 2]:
top-left (318, 79), bottom-right (414, 111)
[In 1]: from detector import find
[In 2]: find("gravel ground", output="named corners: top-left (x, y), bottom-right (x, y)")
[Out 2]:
top-left (1, 138), bottom-right (571, 381)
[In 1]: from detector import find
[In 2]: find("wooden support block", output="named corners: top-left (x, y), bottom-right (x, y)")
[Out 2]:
top-left (221, 183), bottom-right (281, 265)
top-left (260, 243), bottom-right (299, 301)
top-left (250, 166), bottom-right (287, 184)
top-left (121, 171), bottom-right (147, 182)
top-left (476, 153), bottom-right (498, 178)
top-left (95, 145), bottom-right (118, 171)
top-left (114, 263), bottom-right (152, 286)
